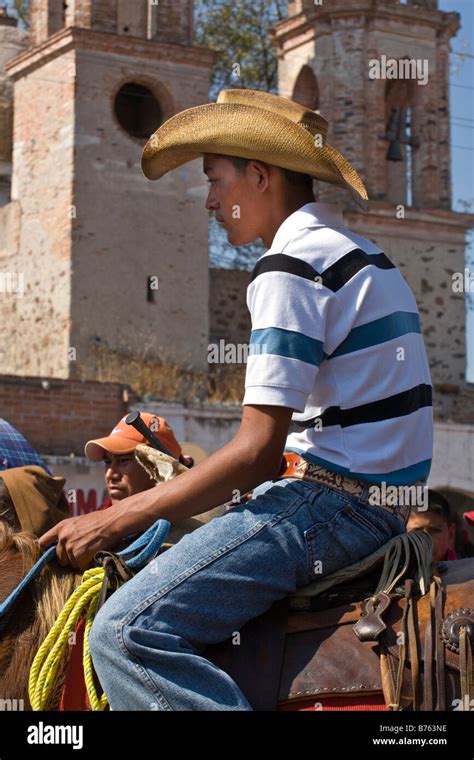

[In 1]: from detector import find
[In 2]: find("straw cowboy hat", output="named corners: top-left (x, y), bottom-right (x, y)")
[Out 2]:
top-left (142, 88), bottom-right (369, 209)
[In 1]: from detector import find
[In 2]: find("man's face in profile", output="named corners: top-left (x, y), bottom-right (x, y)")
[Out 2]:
top-left (103, 452), bottom-right (154, 503)
top-left (407, 510), bottom-right (456, 562)
top-left (203, 154), bottom-right (265, 247)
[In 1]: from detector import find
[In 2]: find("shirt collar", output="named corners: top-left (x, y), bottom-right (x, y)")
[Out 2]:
top-left (270, 201), bottom-right (346, 253)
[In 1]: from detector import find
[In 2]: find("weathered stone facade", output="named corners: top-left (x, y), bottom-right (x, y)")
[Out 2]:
top-left (209, 268), bottom-right (251, 346)
top-left (1, 0), bottom-right (215, 380)
top-left (0, 9), bottom-right (28, 205)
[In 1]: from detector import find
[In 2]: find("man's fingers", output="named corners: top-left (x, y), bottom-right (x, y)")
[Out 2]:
top-left (38, 526), bottom-right (59, 549)
top-left (55, 538), bottom-right (73, 568)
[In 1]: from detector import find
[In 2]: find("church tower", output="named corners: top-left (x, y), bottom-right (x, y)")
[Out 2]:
top-left (0, 6), bottom-right (28, 206)
top-left (1, 0), bottom-right (215, 379)
top-left (273, 0), bottom-right (474, 423)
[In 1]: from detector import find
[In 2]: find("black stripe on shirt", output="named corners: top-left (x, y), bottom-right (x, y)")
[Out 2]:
top-left (289, 383), bottom-right (433, 432)
top-left (321, 250), bottom-right (396, 292)
top-left (250, 254), bottom-right (318, 283)
top-left (250, 249), bottom-right (395, 292)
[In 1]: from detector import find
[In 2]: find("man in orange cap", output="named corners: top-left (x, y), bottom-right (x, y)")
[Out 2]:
top-left (85, 413), bottom-right (193, 506)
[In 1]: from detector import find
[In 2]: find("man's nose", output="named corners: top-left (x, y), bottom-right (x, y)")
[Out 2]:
top-left (105, 465), bottom-right (120, 480)
top-left (205, 192), bottom-right (218, 211)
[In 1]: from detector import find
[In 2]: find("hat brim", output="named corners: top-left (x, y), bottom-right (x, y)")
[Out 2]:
top-left (180, 442), bottom-right (208, 465)
top-left (142, 103), bottom-right (369, 210)
top-left (84, 437), bottom-right (138, 462)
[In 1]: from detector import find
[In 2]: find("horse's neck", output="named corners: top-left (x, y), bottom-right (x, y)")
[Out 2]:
top-left (0, 548), bottom-right (29, 603)
top-left (0, 549), bottom-right (80, 710)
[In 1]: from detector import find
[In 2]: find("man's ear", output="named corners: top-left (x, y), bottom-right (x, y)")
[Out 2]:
top-left (248, 160), bottom-right (270, 192)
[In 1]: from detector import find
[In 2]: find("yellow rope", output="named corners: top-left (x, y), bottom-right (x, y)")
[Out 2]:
top-left (28, 566), bottom-right (120, 711)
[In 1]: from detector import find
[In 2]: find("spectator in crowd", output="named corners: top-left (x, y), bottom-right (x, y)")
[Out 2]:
top-left (0, 418), bottom-right (51, 474)
top-left (0, 465), bottom-right (69, 538)
top-left (407, 489), bottom-right (457, 561)
top-left (84, 413), bottom-right (204, 509)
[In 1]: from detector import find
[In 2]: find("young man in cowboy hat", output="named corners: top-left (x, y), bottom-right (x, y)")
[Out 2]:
top-left (40, 89), bottom-right (433, 710)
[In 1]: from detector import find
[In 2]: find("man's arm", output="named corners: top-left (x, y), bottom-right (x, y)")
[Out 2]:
top-left (114, 403), bottom-right (293, 529)
top-left (39, 404), bottom-right (293, 569)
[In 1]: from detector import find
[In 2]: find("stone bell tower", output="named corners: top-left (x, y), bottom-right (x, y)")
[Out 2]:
top-left (273, 0), bottom-right (474, 423)
top-left (0, 0), bottom-right (215, 380)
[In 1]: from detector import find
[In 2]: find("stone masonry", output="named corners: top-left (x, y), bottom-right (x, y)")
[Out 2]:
top-left (0, 0), bottom-right (215, 380)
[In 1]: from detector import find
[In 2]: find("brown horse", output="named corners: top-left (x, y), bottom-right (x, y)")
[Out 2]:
top-left (0, 454), bottom-right (224, 711)
top-left (0, 520), bottom-right (82, 710)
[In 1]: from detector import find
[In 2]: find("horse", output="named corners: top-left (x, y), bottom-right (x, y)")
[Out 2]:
top-left (0, 521), bottom-right (81, 710)
top-left (1, 448), bottom-right (472, 712)
top-left (0, 454), bottom-right (225, 711)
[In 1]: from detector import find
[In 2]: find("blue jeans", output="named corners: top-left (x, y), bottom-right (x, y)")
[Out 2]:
top-left (88, 477), bottom-right (406, 710)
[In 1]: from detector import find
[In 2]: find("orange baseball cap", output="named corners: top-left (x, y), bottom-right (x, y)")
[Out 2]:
top-left (85, 413), bottom-right (182, 462)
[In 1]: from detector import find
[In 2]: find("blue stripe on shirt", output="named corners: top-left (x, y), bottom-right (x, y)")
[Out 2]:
top-left (249, 327), bottom-right (324, 366)
top-left (328, 311), bottom-right (421, 359)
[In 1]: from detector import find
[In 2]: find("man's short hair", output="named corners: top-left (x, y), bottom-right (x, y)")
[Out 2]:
top-left (226, 155), bottom-right (314, 191)
top-left (410, 489), bottom-right (453, 524)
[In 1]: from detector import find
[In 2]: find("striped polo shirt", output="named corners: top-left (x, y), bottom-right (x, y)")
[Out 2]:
top-left (242, 202), bottom-right (433, 486)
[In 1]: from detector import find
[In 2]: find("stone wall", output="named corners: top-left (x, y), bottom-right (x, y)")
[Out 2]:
top-left (29, 0), bottom-right (193, 45)
top-left (0, 13), bottom-right (28, 205)
top-left (209, 268), bottom-right (251, 346)
top-left (1, 51), bottom-right (76, 378)
top-left (0, 374), bottom-right (131, 455)
top-left (1, 26), bottom-right (215, 381)
top-left (69, 31), bottom-right (214, 378)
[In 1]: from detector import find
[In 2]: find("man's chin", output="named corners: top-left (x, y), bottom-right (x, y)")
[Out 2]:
top-left (109, 489), bottom-right (127, 502)
top-left (227, 230), bottom-right (258, 247)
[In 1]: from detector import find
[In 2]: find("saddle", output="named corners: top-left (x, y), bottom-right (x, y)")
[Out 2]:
top-left (204, 531), bottom-right (474, 711)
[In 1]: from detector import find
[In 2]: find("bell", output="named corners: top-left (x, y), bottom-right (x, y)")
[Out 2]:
top-left (386, 139), bottom-right (403, 162)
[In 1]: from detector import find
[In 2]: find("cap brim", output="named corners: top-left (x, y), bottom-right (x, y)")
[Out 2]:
top-left (84, 436), bottom-right (138, 462)
top-left (180, 442), bottom-right (208, 465)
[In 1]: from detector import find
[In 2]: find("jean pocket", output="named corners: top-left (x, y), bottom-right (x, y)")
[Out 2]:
top-left (303, 499), bottom-right (404, 584)
top-left (349, 500), bottom-right (406, 542)
top-left (303, 504), bottom-right (352, 580)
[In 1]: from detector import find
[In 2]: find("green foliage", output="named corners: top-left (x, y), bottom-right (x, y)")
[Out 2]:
top-left (5, 0), bottom-right (29, 28)
top-left (194, 0), bottom-right (288, 99)
top-left (194, 1), bottom-right (289, 269)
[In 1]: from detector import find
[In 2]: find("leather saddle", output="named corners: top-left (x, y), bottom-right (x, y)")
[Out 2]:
top-left (204, 531), bottom-right (474, 711)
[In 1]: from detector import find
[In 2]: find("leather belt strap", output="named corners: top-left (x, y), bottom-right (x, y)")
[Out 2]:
top-left (277, 452), bottom-right (410, 522)
top-left (278, 452), bottom-right (366, 497)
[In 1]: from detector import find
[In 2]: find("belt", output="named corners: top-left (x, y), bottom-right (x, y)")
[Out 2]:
top-left (277, 452), bottom-right (367, 497)
top-left (276, 452), bottom-right (410, 523)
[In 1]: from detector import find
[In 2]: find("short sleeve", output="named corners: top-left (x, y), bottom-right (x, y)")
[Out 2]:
top-left (242, 262), bottom-right (331, 412)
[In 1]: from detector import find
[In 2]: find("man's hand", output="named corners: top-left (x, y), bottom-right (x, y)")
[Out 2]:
top-left (38, 404), bottom-right (293, 571)
top-left (38, 507), bottom-right (127, 571)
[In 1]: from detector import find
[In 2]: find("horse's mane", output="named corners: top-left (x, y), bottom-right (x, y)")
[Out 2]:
top-left (0, 521), bottom-right (81, 709)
